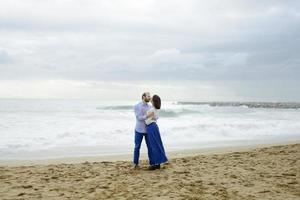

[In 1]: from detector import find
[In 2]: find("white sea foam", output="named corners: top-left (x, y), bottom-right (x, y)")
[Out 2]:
top-left (0, 99), bottom-right (299, 159)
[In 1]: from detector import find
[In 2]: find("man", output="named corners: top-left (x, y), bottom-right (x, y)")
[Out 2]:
top-left (133, 92), bottom-right (152, 168)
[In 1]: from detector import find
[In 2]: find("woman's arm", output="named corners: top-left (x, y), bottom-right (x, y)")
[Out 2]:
top-left (146, 111), bottom-right (154, 118)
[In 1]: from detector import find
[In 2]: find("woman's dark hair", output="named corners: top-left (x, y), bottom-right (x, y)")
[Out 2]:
top-left (152, 95), bottom-right (161, 109)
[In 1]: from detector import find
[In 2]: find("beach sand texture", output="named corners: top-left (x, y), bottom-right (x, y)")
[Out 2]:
top-left (0, 143), bottom-right (299, 200)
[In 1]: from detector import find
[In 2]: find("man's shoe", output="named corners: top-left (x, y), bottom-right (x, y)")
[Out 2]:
top-left (148, 165), bottom-right (157, 170)
top-left (133, 165), bottom-right (139, 170)
top-left (155, 164), bottom-right (161, 169)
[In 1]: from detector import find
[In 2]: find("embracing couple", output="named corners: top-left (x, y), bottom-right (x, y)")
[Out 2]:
top-left (133, 92), bottom-right (168, 170)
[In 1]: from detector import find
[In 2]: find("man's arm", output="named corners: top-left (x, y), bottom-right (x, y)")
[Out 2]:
top-left (134, 105), bottom-right (147, 121)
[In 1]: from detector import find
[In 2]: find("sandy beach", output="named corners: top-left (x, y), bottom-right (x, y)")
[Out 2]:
top-left (0, 143), bottom-right (299, 200)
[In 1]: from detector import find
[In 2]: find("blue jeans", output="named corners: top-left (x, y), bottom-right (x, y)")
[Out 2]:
top-left (133, 131), bottom-right (151, 165)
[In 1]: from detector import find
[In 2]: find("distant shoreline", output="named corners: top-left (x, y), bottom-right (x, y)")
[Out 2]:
top-left (177, 101), bottom-right (300, 109)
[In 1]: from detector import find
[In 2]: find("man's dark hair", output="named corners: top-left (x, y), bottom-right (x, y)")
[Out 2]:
top-left (152, 95), bottom-right (161, 109)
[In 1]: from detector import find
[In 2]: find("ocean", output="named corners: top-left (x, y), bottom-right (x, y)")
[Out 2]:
top-left (0, 99), bottom-right (300, 160)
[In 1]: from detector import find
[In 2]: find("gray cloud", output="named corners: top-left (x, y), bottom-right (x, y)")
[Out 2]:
top-left (0, 49), bottom-right (12, 64)
top-left (0, 0), bottom-right (299, 100)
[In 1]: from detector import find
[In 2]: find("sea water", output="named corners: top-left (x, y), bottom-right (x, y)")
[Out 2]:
top-left (0, 99), bottom-right (300, 160)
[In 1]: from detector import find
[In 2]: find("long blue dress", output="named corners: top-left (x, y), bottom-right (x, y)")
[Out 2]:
top-left (146, 122), bottom-right (168, 165)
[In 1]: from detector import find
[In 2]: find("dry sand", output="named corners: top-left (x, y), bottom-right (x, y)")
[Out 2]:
top-left (0, 143), bottom-right (299, 199)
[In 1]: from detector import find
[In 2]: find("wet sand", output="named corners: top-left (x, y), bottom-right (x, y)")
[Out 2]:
top-left (0, 143), bottom-right (299, 199)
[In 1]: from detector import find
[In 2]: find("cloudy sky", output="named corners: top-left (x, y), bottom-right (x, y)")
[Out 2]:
top-left (0, 0), bottom-right (299, 101)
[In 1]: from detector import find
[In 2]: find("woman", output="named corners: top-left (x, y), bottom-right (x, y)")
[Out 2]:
top-left (145, 95), bottom-right (168, 170)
